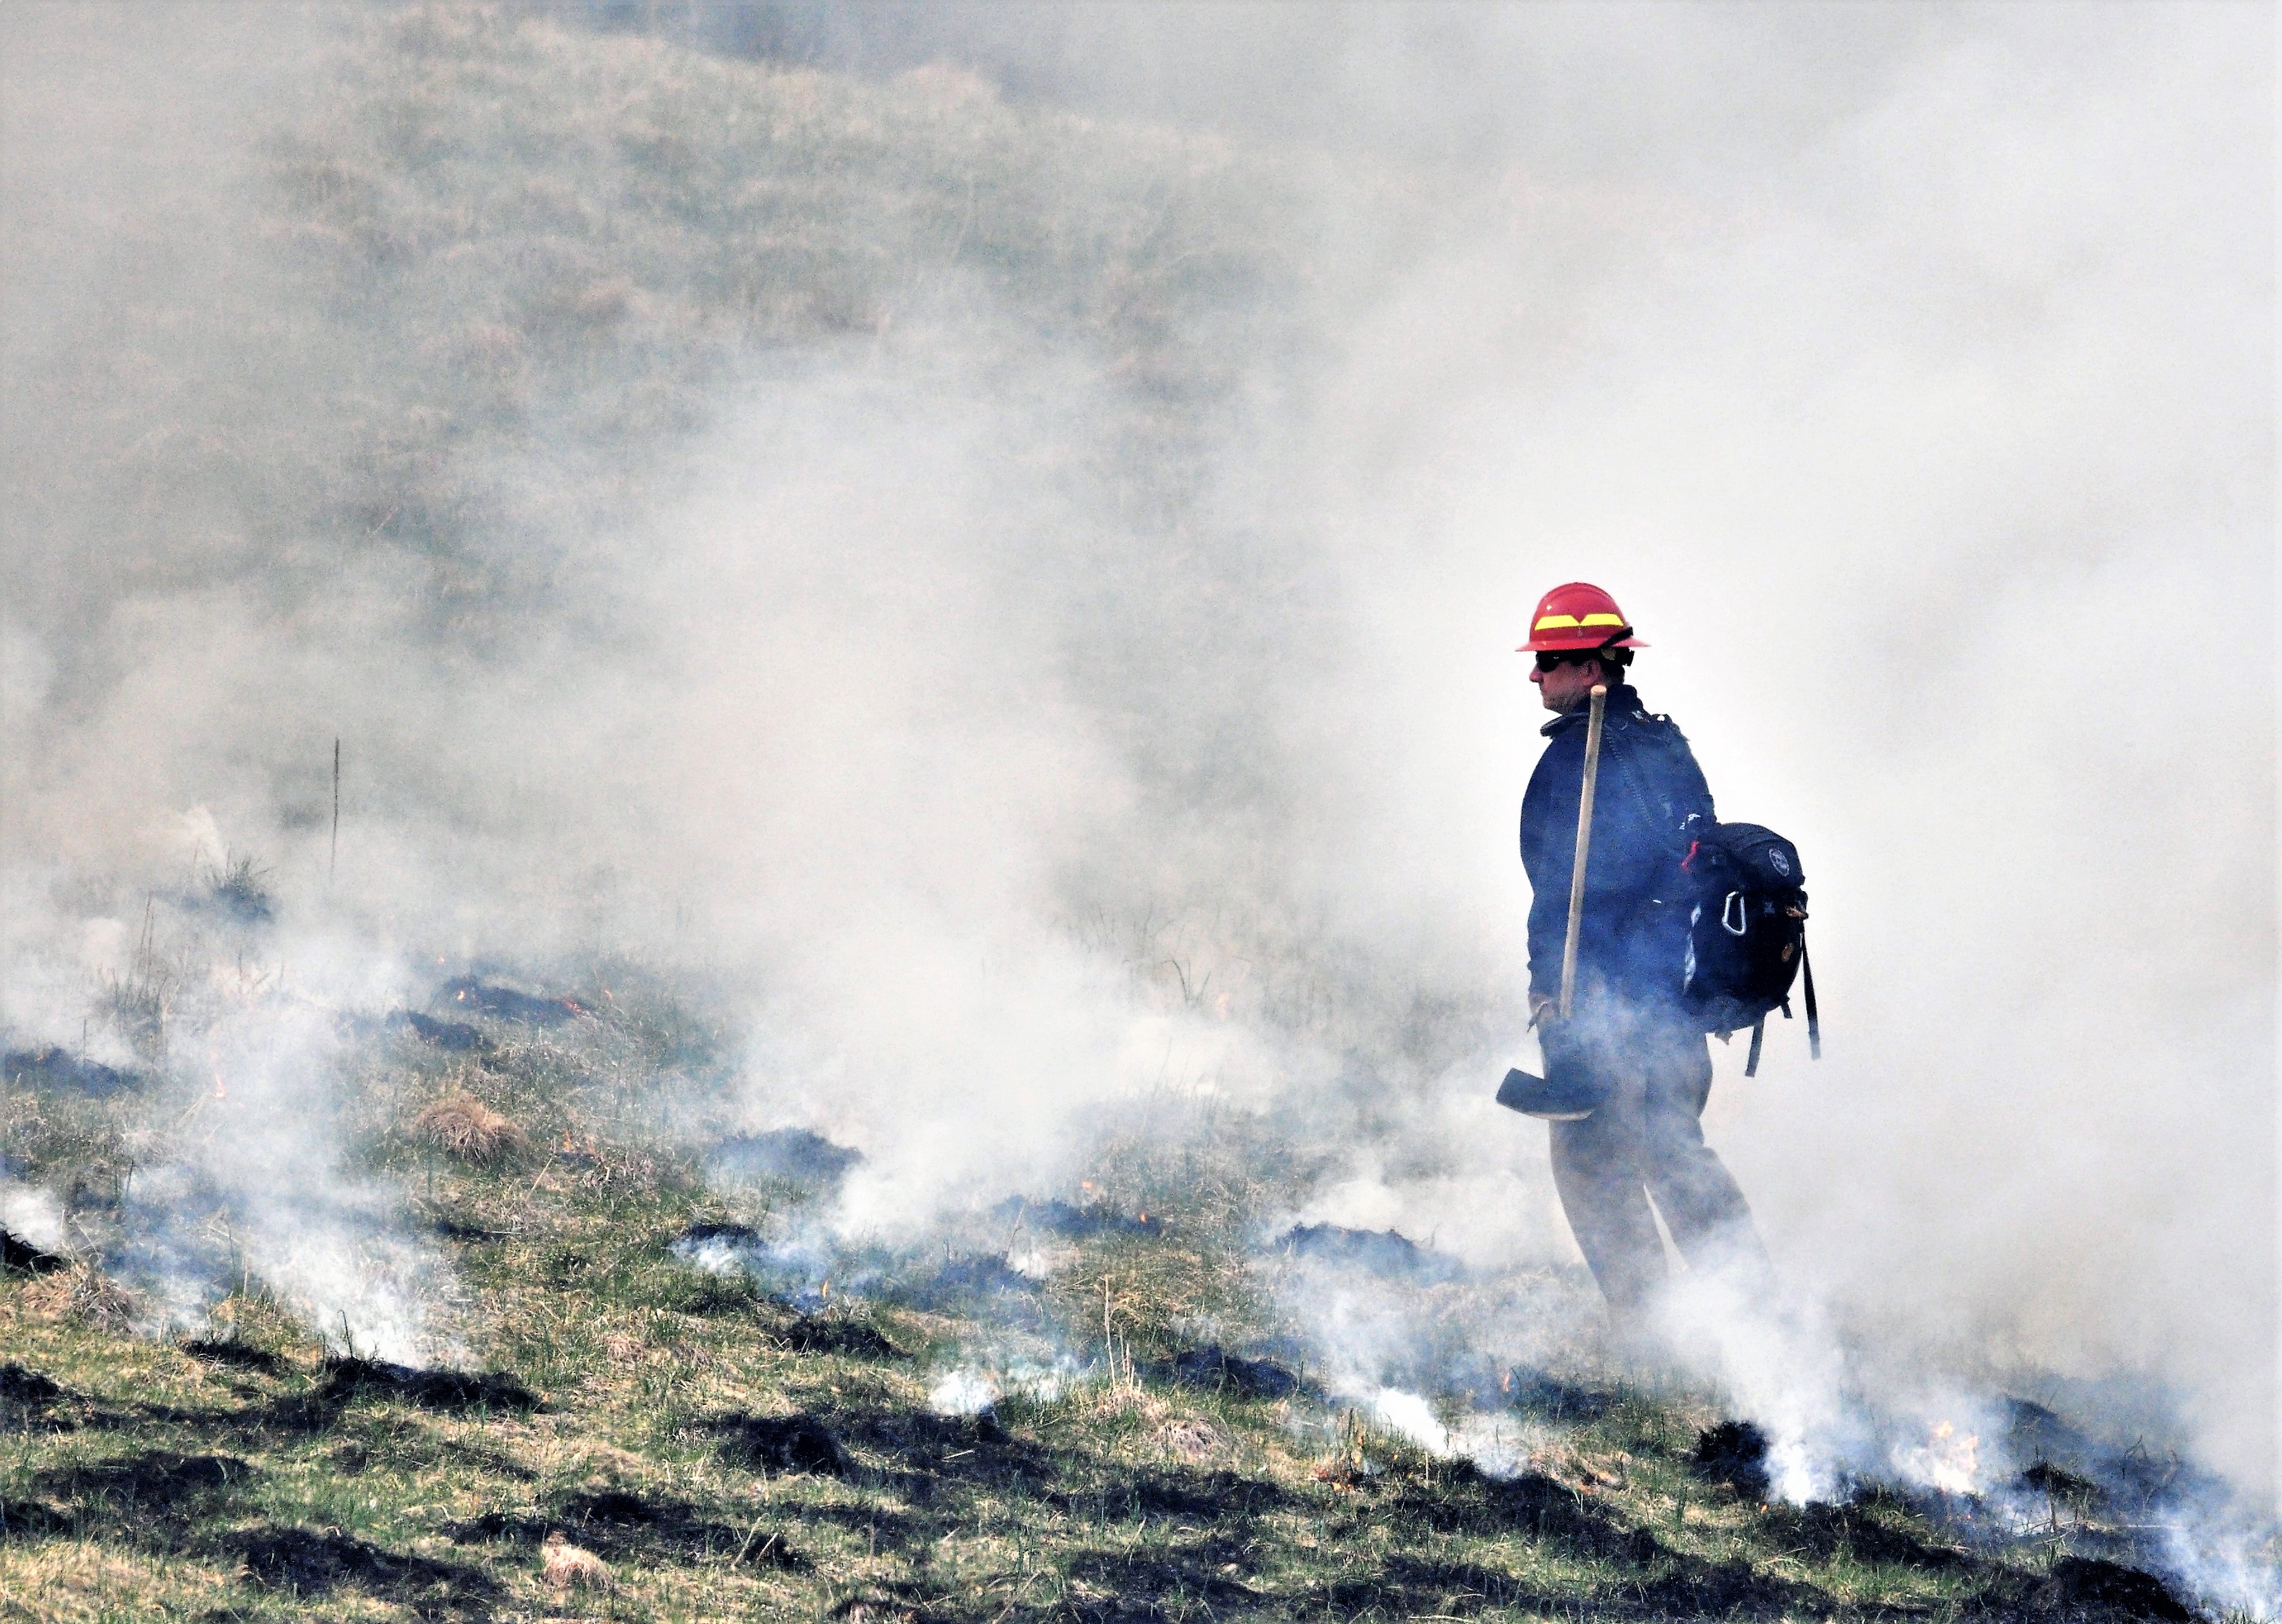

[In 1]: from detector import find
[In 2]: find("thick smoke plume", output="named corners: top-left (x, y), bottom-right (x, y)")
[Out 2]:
top-left (2, 0), bottom-right (2271, 1527)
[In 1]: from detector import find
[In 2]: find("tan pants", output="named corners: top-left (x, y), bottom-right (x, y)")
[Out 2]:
top-left (1547, 1013), bottom-right (1773, 1325)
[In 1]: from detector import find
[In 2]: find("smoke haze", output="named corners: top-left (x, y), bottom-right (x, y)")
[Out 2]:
top-left (3, 0), bottom-right (2273, 1505)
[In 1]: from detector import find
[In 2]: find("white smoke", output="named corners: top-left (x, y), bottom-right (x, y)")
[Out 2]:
top-left (1, 0), bottom-right (2269, 1531)
top-left (0, 1182), bottom-right (65, 1252)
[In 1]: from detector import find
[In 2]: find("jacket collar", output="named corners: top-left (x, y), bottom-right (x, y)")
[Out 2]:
top-left (1538, 682), bottom-right (1642, 737)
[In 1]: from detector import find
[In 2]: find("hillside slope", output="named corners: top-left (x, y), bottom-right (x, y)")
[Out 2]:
top-left (0, 978), bottom-right (2218, 1621)
top-left (12, 3), bottom-right (1306, 634)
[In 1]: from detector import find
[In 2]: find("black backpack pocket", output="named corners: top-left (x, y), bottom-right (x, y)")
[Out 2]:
top-left (1680, 824), bottom-right (1818, 1072)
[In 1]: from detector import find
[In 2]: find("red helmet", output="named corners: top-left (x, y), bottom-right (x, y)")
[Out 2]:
top-left (1516, 582), bottom-right (1649, 653)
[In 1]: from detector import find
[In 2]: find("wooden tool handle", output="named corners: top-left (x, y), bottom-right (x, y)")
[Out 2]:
top-left (1556, 685), bottom-right (1608, 1020)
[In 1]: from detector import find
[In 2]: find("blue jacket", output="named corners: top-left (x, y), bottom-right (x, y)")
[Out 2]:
top-left (1521, 684), bottom-right (1714, 1008)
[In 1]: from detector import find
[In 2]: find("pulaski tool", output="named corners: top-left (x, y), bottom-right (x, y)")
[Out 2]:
top-left (1498, 683), bottom-right (1607, 1120)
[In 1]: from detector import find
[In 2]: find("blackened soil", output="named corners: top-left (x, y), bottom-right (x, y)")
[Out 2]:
top-left (0, 1364), bottom-right (64, 1404)
top-left (563, 1487), bottom-right (806, 1566)
top-left (1764, 1499), bottom-right (1967, 1569)
top-left (670, 1271), bottom-right (768, 1316)
top-left (709, 1128), bottom-right (863, 1185)
top-left (389, 1011), bottom-right (492, 1052)
top-left (707, 1413), bottom-right (851, 1476)
top-left (1276, 1223), bottom-right (1464, 1285)
top-left (830, 1407), bottom-right (1053, 1499)
top-left (1693, 1418), bottom-right (1773, 1499)
top-left (914, 1252), bottom-right (1042, 1302)
top-left (433, 977), bottom-right (585, 1025)
top-left (32, 1451), bottom-right (256, 1537)
top-left (1145, 1346), bottom-right (1306, 1401)
top-left (317, 1358), bottom-right (539, 1414)
top-left (1, 1228), bottom-right (65, 1275)
top-left (179, 1339), bottom-right (287, 1375)
top-left (0, 1498), bottom-right (68, 1539)
top-left (218, 1525), bottom-right (501, 1615)
top-left (2020, 1460), bottom-right (2105, 1506)
top-left (1640, 1552), bottom-right (1822, 1619)
top-left (2026, 1556), bottom-right (2193, 1621)
top-left (1504, 1366), bottom-right (1614, 1421)
top-left (1394, 1464), bottom-right (1659, 1563)
top-left (447, 1489), bottom-right (807, 1568)
top-left (1048, 1465), bottom-right (1287, 1524)
top-left (994, 1195), bottom-right (1164, 1240)
top-left (2, 1047), bottom-right (136, 1097)
top-left (773, 1313), bottom-right (904, 1359)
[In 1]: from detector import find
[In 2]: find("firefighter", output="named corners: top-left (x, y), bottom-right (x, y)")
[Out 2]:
top-left (1518, 582), bottom-right (1773, 1332)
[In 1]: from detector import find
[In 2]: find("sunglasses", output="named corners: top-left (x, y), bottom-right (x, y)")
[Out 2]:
top-left (1533, 651), bottom-right (1604, 673)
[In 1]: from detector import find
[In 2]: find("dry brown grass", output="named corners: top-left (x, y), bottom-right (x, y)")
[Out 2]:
top-left (25, 1261), bottom-right (139, 1333)
top-left (1151, 1414), bottom-right (1226, 1463)
top-left (540, 1531), bottom-right (613, 1595)
top-left (412, 1095), bottom-right (525, 1165)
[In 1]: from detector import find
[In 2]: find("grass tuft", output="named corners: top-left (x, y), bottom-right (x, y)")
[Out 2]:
top-left (410, 1095), bottom-right (526, 1166)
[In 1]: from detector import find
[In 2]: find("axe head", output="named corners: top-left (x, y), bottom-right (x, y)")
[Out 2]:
top-left (1495, 1065), bottom-right (1601, 1121)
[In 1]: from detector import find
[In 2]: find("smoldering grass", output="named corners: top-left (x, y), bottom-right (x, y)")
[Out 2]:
top-left (5, 974), bottom-right (2231, 1623)
top-left (93, 968), bottom-right (175, 1070)
top-left (1047, 1229), bottom-right (1257, 1370)
top-left (90, 899), bottom-right (180, 1067)
top-left (195, 850), bottom-right (275, 927)
top-left (1, 1087), bottom-right (136, 1218)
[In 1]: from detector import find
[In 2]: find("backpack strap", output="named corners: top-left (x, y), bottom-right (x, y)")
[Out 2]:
top-left (1744, 1016), bottom-right (1765, 1077)
top-left (1800, 934), bottom-right (1820, 1059)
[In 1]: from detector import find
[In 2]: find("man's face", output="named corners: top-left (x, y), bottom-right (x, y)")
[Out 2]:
top-left (1530, 654), bottom-right (1608, 713)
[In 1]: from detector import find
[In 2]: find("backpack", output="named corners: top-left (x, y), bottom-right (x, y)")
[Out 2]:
top-left (1596, 716), bottom-right (1822, 1075)
top-left (1676, 822), bottom-right (1819, 1075)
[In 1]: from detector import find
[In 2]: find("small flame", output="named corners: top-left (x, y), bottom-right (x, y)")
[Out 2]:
top-left (1925, 1420), bottom-right (1980, 1494)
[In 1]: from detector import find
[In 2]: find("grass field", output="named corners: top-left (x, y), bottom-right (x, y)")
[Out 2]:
top-left (0, 966), bottom-right (2229, 1623)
